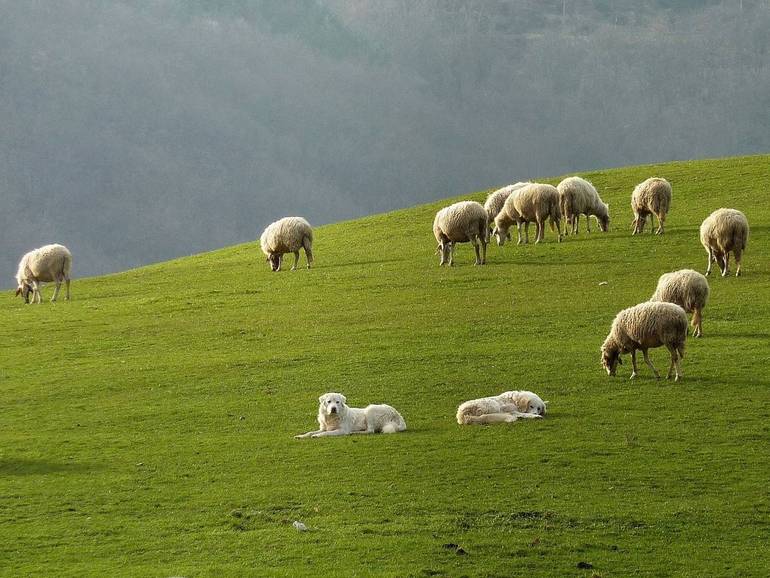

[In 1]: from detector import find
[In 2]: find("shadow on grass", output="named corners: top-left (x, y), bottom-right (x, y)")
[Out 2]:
top-left (0, 458), bottom-right (100, 476)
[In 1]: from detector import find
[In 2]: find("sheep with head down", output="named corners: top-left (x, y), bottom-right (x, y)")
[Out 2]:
top-left (631, 177), bottom-right (672, 235)
top-left (484, 182), bottom-right (529, 240)
top-left (557, 176), bottom-right (610, 235)
top-left (699, 208), bottom-right (749, 277)
top-left (260, 217), bottom-right (314, 272)
top-left (15, 243), bottom-right (72, 304)
top-left (650, 269), bottom-right (709, 338)
top-left (493, 183), bottom-right (562, 245)
top-left (433, 201), bottom-right (489, 266)
top-left (601, 301), bottom-right (688, 381)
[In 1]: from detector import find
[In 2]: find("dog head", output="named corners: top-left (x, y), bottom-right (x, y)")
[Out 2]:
top-left (318, 392), bottom-right (347, 416)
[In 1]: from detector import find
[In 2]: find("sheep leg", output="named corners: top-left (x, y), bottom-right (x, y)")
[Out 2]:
top-left (574, 214), bottom-right (579, 235)
top-left (516, 223), bottom-right (524, 245)
top-left (524, 222), bottom-right (530, 244)
top-left (65, 278), bottom-right (71, 300)
top-left (666, 345), bottom-right (679, 380)
top-left (275, 255), bottom-right (283, 272)
top-left (481, 238), bottom-right (487, 265)
top-left (30, 281), bottom-right (42, 304)
top-left (721, 252), bottom-right (730, 277)
top-left (692, 309), bottom-right (702, 338)
top-left (472, 237), bottom-right (481, 265)
top-left (303, 237), bottom-right (314, 269)
top-left (734, 249), bottom-right (742, 277)
top-left (642, 349), bottom-right (660, 379)
top-left (291, 251), bottom-right (300, 271)
top-left (449, 243), bottom-right (456, 266)
top-left (705, 248), bottom-right (714, 276)
top-left (630, 350), bottom-right (638, 379)
top-left (586, 215), bottom-right (591, 233)
top-left (51, 280), bottom-right (61, 302)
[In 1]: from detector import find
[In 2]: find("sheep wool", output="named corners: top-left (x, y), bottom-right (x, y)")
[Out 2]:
top-left (631, 177), bottom-right (672, 235)
top-left (433, 201), bottom-right (489, 266)
top-left (15, 243), bottom-right (72, 304)
top-left (650, 269), bottom-right (709, 337)
top-left (494, 182), bottom-right (561, 245)
top-left (557, 176), bottom-right (610, 235)
top-left (699, 208), bottom-right (749, 277)
top-left (260, 216), bottom-right (314, 272)
top-left (601, 301), bottom-right (688, 381)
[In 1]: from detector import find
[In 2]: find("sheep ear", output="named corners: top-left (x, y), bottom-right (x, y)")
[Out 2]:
top-left (15, 287), bottom-right (21, 296)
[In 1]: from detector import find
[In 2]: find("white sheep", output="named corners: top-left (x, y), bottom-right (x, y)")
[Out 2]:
top-left (433, 201), bottom-right (489, 266)
top-left (484, 182), bottom-right (530, 239)
top-left (15, 243), bottom-right (72, 304)
top-left (699, 208), bottom-right (749, 277)
top-left (260, 217), bottom-right (314, 272)
top-left (456, 391), bottom-right (547, 425)
top-left (650, 269), bottom-right (710, 338)
top-left (493, 183), bottom-right (562, 245)
top-left (601, 301), bottom-right (688, 381)
top-left (631, 177), bottom-right (672, 235)
top-left (556, 176), bottom-right (610, 235)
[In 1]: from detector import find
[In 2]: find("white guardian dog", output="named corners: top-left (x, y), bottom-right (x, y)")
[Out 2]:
top-left (295, 393), bottom-right (407, 438)
top-left (456, 391), bottom-right (547, 425)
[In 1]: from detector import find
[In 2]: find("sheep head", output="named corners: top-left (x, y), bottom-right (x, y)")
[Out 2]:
top-left (601, 344), bottom-right (622, 376)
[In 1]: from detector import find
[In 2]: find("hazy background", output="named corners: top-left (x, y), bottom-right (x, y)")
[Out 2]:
top-left (2, 0), bottom-right (769, 284)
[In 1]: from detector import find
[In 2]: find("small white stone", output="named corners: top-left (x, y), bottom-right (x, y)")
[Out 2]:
top-left (292, 521), bottom-right (307, 532)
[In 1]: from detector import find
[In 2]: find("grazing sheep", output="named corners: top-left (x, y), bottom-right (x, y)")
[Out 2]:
top-left (699, 208), bottom-right (749, 277)
top-left (433, 201), bottom-right (489, 266)
top-left (556, 176), bottom-right (610, 235)
top-left (15, 244), bottom-right (72, 304)
top-left (484, 182), bottom-right (530, 238)
top-left (631, 177), bottom-right (672, 235)
top-left (601, 301), bottom-right (688, 381)
top-left (456, 391), bottom-right (547, 425)
top-left (260, 217), bottom-right (314, 272)
top-left (493, 183), bottom-right (562, 245)
top-left (650, 269), bottom-right (710, 338)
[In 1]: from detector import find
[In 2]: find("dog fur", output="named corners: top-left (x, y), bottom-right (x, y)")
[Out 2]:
top-left (295, 393), bottom-right (407, 438)
top-left (456, 391), bottom-right (547, 425)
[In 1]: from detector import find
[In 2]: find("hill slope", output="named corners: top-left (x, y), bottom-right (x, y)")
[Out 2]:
top-left (2, 155), bottom-right (769, 576)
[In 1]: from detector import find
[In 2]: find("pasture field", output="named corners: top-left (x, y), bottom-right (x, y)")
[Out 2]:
top-left (1, 155), bottom-right (769, 577)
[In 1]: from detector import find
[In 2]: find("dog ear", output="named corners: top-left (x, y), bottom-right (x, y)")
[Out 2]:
top-left (318, 394), bottom-right (326, 404)
top-left (543, 400), bottom-right (550, 406)
top-left (339, 394), bottom-right (347, 405)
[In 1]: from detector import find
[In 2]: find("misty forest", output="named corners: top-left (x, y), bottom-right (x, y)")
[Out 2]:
top-left (2, 0), bottom-right (769, 281)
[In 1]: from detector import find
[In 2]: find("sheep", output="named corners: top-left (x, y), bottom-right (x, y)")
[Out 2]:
top-left (699, 208), bottom-right (749, 277)
top-left (260, 217), bottom-right (314, 272)
top-left (556, 176), bottom-right (610, 235)
top-left (484, 182), bottom-right (530, 240)
top-left (433, 201), bottom-right (488, 266)
top-left (493, 183), bottom-right (562, 245)
top-left (631, 177), bottom-right (672, 235)
top-left (650, 269), bottom-right (710, 338)
top-left (456, 391), bottom-right (547, 425)
top-left (601, 301), bottom-right (688, 381)
top-left (15, 243), bottom-right (72, 304)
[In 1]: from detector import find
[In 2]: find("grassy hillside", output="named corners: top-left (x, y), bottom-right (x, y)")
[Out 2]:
top-left (1, 155), bottom-right (769, 577)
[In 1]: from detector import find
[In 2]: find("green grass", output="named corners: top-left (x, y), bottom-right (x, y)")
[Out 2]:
top-left (2, 155), bottom-right (769, 577)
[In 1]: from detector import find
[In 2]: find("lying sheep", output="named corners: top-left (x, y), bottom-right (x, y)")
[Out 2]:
top-left (15, 244), bottom-right (72, 304)
top-left (433, 201), bottom-right (488, 266)
top-left (557, 176), bottom-right (610, 235)
top-left (493, 183), bottom-right (561, 245)
top-left (699, 208), bottom-right (749, 277)
top-left (260, 217), bottom-right (314, 272)
top-left (456, 391), bottom-right (547, 425)
top-left (650, 269), bottom-right (710, 337)
top-left (601, 301), bottom-right (688, 381)
top-left (631, 177), bottom-right (672, 235)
